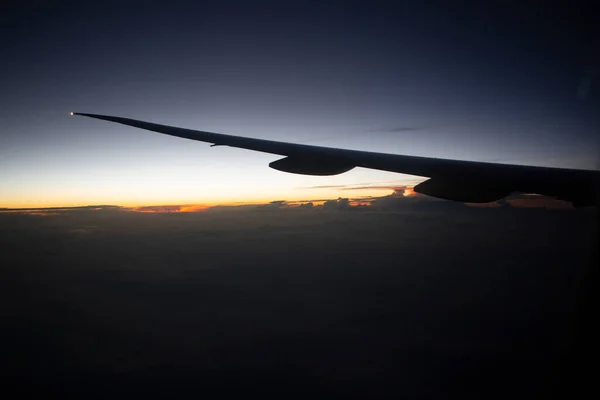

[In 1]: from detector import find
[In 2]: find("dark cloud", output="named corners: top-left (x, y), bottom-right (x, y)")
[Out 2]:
top-left (338, 185), bottom-right (412, 192)
top-left (297, 182), bottom-right (397, 190)
top-left (369, 126), bottom-right (426, 133)
top-left (297, 185), bottom-right (348, 189)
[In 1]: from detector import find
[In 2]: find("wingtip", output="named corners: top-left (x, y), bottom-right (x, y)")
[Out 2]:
top-left (70, 112), bottom-right (98, 118)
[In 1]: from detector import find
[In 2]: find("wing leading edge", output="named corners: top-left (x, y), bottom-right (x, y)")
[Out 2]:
top-left (72, 113), bottom-right (600, 207)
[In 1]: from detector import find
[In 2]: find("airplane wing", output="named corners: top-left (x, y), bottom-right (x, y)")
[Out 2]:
top-left (72, 112), bottom-right (599, 207)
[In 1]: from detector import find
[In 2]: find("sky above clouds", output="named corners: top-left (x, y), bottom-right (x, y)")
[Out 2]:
top-left (1, 1), bottom-right (598, 207)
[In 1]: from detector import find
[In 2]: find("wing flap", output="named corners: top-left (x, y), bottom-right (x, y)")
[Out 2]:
top-left (269, 156), bottom-right (355, 176)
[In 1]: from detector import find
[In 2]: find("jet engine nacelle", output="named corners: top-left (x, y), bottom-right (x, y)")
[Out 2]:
top-left (414, 178), bottom-right (512, 203)
top-left (269, 156), bottom-right (355, 176)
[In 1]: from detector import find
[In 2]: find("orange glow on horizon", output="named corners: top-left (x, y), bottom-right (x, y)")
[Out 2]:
top-left (0, 183), bottom-right (424, 210)
top-left (179, 204), bottom-right (210, 212)
top-left (127, 204), bottom-right (211, 213)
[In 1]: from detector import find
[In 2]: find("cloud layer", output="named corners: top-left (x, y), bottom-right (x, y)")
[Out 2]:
top-left (1, 195), bottom-right (596, 397)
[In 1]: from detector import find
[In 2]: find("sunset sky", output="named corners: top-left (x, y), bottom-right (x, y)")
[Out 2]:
top-left (2, 3), bottom-right (599, 395)
top-left (1, 1), bottom-right (598, 208)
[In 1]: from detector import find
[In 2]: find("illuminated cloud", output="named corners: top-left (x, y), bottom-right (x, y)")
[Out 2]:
top-left (403, 187), bottom-right (416, 197)
top-left (179, 204), bottom-right (210, 213)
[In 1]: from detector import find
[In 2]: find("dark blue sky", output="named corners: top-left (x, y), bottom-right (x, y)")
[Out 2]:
top-left (1, 0), bottom-right (598, 207)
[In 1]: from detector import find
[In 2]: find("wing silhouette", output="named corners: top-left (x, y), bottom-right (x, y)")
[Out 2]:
top-left (72, 113), bottom-right (599, 207)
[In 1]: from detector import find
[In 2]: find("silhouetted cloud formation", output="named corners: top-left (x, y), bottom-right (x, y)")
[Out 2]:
top-left (259, 200), bottom-right (289, 209)
top-left (322, 197), bottom-right (351, 210)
